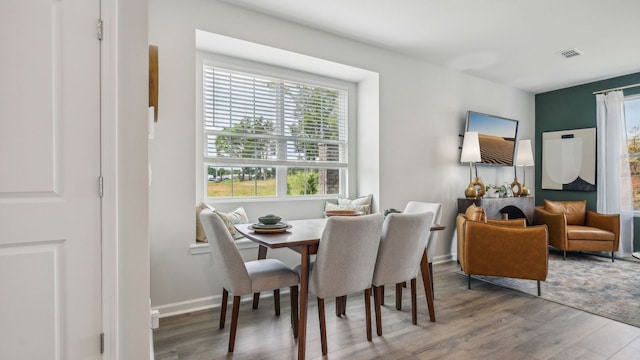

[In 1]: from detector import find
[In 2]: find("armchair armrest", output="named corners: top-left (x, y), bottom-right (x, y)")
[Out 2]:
top-left (463, 221), bottom-right (548, 281)
top-left (585, 210), bottom-right (620, 246)
top-left (533, 206), bottom-right (567, 249)
top-left (487, 218), bottom-right (526, 227)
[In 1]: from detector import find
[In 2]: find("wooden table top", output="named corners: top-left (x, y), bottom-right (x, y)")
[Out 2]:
top-left (235, 218), bottom-right (446, 250)
top-left (235, 218), bottom-right (327, 249)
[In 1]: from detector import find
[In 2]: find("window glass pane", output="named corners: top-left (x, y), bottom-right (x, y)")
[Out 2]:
top-left (624, 97), bottom-right (640, 210)
top-left (286, 168), bottom-right (341, 195)
top-left (287, 168), bottom-right (318, 195)
top-left (206, 165), bottom-right (276, 197)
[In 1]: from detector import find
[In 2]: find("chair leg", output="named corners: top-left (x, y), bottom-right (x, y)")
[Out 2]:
top-left (468, 274), bottom-right (471, 289)
top-left (612, 251), bottom-right (615, 262)
top-left (411, 278), bottom-right (417, 325)
top-left (335, 296), bottom-right (347, 316)
top-left (274, 289), bottom-right (280, 316)
top-left (228, 295), bottom-right (241, 352)
top-left (290, 286), bottom-right (298, 338)
top-left (220, 288), bottom-right (228, 329)
top-left (395, 283), bottom-right (403, 310)
top-left (429, 262), bottom-right (435, 297)
top-left (252, 293), bottom-right (260, 309)
top-left (364, 287), bottom-right (372, 342)
top-left (563, 251), bottom-right (566, 260)
top-left (537, 281), bottom-right (541, 296)
top-left (317, 298), bottom-right (328, 355)
top-left (342, 295), bottom-right (347, 315)
top-left (373, 285), bottom-right (383, 336)
top-left (381, 285), bottom-right (385, 305)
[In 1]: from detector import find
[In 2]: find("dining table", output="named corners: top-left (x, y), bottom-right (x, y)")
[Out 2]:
top-left (235, 218), bottom-right (444, 359)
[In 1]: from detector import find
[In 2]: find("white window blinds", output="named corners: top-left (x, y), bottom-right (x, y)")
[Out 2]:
top-left (203, 66), bottom-right (348, 168)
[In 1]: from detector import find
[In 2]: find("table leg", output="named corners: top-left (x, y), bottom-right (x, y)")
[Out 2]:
top-left (419, 249), bottom-right (436, 322)
top-left (298, 246), bottom-right (310, 360)
top-left (253, 245), bottom-right (268, 309)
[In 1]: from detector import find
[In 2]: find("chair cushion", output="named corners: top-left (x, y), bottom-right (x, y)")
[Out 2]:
top-left (214, 206), bottom-right (249, 240)
top-left (566, 225), bottom-right (615, 241)
top-left (245, 259), bottom-right (300, 294)
top-left (544, 200), bottom-right (586, 225)
top-left (464, 203), bottom-right (486, 222)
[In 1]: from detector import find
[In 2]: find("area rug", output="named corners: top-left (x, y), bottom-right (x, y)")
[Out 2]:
top-left (463, 250), bottom-right (640, 328)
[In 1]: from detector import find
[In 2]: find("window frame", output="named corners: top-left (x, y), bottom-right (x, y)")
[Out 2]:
top-left (195, 52), bottom-right (357, 203)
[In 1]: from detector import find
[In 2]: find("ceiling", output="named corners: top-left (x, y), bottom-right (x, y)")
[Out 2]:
top-left (223, 0), bottom-right (640, 94)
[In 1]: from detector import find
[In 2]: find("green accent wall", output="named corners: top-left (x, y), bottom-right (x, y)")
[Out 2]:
top-left (535, 72), bottom-right (640, 252)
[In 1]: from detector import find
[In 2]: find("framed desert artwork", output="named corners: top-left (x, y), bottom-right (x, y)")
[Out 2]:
top-left (464, 111), bottom-right (519, 166)
top-left (542, 128), bottom-right (596, 191)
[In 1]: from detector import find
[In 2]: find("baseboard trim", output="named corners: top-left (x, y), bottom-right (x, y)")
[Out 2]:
top-left (153, 290), bottom-right (282, 319)
top-left (432, 253), bottom-right (453, 264)
top-left (153, 296), bottom-right (219, 318)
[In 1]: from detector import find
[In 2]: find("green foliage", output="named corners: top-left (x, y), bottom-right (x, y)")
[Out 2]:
top-left (287, 170), bottom-right (318, 195)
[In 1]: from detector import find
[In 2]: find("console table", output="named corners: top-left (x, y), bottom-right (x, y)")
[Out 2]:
top-left (457, 197), bottom-right (535, 224)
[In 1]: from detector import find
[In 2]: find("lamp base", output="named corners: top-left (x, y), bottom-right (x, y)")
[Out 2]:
top-left (464, 177), bottom-right (485, 199)
top-left (510, 177), bottom-right (522, 197)
top-left (520, 185), bottom-right (531, 197)
top-left (465, 186), bottom-right (478, 198)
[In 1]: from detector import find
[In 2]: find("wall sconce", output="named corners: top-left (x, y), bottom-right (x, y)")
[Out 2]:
top-left (514, 139), bottom-right (534, 196)
top-left (460, 132), bottom-right (484, 198)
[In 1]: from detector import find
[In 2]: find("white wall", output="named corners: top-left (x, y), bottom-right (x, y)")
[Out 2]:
top-left (148, 0), bottom-right (535, 313)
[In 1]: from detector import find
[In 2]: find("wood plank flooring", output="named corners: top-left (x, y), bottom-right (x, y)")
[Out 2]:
top-left (153, 261), bottom-right (640, 359)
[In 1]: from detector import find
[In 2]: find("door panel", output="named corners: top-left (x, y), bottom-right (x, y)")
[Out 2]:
top-left (0, 0), bottom-right (102, 359)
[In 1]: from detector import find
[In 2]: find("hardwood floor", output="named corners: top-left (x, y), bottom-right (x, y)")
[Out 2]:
top-left (153, 261), bottom-right (640, 359)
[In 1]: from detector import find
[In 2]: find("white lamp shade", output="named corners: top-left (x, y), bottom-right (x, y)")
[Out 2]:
top-left (460, 132), bottom-right (481, 163)
top-left (515, 139), bottom-right (534, 166)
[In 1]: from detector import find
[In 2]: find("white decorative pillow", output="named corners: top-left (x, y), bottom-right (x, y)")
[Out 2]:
top-left (324, 202), bottom-right (371, 214)
top-left (214, 206), bottom-right (249, 240)
top-left (325, 194), bottom-right (373, 214)
top-left (195, 202), bottom-right (215, 242)
top-left (336, 194), bottom-right (373, 214)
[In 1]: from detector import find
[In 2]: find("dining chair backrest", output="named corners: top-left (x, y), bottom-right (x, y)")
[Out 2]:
top-left (403, 201), bottom-right (442, 262)
top-left (310, 213), bottom-right (384, 299)
top-left (372, 211), bottom-right (434, 286)
top-left (200, 208), bottom-right (252, 295)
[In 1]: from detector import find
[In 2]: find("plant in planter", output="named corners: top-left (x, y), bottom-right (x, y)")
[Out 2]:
top-left (485, 184), bottom-right (507, 198)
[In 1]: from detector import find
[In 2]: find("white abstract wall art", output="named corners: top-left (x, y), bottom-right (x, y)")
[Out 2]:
top-left (542, 128), bottom-right (596, 191)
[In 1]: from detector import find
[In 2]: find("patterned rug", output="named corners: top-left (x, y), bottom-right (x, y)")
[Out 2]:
top-left (463, 250), bottom-right (640, 328)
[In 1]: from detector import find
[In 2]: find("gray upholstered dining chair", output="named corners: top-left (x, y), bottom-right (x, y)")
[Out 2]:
top-left (399, 201), bottom-right (442, 298)
top-left (302, 213), bottom-right (384, 355)
top-left (371, 211), bottom-right (434, 335)
top-left (199, 209), bottom-right (300, 352)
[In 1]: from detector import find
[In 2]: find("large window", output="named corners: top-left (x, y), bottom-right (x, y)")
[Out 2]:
top-left (200, 58), bottom-right (350, 199)
top-left (624, 95), bottom-right (640, 210)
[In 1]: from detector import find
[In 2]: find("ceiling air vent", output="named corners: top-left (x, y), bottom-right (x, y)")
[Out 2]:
top-left (560, 48), bottom-right (583, 58)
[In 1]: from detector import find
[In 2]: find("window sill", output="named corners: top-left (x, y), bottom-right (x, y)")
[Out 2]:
top-left (189, 237), bottom-right (257, 255)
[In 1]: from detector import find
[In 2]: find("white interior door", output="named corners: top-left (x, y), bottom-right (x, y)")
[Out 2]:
top-left (0, 0), bottom-right (102, 358)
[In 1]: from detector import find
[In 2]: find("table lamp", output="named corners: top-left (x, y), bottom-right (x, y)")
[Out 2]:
top-left (460, 132), bottom-right (484, 198)
top-left (515, 139), bottom-right (534, 196)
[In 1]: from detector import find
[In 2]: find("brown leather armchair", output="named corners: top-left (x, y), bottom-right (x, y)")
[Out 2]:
top-left (456, 205), bottom-right (549, 296)
top-left (533, 200), bottom-right (620, 262)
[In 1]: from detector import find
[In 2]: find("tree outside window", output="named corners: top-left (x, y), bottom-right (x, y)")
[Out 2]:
top-left (624, 96), bottom-right (640, 210)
